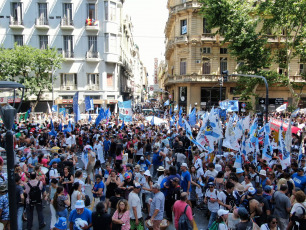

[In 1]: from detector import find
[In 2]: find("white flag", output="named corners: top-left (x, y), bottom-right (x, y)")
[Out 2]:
top-left (276, 104), bottom-right (287, 112)
top-left (284, 117), bottom-right (292, 152)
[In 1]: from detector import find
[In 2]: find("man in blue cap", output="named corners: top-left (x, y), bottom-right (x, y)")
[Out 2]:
top-left (53, 217), bottom-right (67, 230)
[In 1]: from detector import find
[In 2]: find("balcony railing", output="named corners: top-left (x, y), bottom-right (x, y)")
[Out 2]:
top-left (164, 74), bottom-right (222, 85)
top-left (35, 18), bottom-right (49, 26)
top-left (9, 18), bottom-right (24, 27)
top-left (86, 51), bottom-right (99, 58)
top-left (85, 19), bottom-right (99, 26)
top-left (87, 85), bottom-right (99, 90)
top-left (61, 18), bottom-right (74, 27)
top-left (63, 51), bottom-right (74, 58)
top-left (169, 0), bottom-right (202, 15)
top-left (60, 85), bottom-right (77, 91)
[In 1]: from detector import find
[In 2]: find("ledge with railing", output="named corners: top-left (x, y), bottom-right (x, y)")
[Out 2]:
top-left (63, 51), bottom-right (74, 58)
top-left (86, 51), bottom-right (99, 59)
top-left (61, 18), bottom-right (74, 27)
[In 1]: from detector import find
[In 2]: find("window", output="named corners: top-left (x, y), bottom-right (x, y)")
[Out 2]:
top-left (220, 48), bottom-right (228, 54)
top-left (181, 19), bottom-right (187, 35)
top-left (220, 58), bottom-right (228, 73)
top-left (201, 87), bottom-right (225, 108)
top-left (179, 87), bottom-right (187, 106)
top-left (14, 35), bottom-right (23, 46)
top-left (63, 3), bottom-right (72, 19)
top-left (60, 74), bottom-right (77, 89)
top-left (104, 1), bottom-right (116, 21)
top-left (88, 36), bottom-right (97, 52)
top-left (105, 34), bottom-right (117, 53)
top-left (300, 57), bottom-right (306, 75)
top-left (39, 35), bottom-right (48, 49)
top-left (107, 74), bottom-right (113, 87)
top-left (87, 4), bottom-right (96, 19)
top-left (201, 47), bottom-right (211, 54)
top-left (180, 58), bottom-right (187, 75)
top-left (63, 35), bottom-right (73, 57)
top-left (203, 18), bottom-right (211, 34)
top-left (87, 74), bottom-right (99, 85)
top-left (38, 3), bottom-right (48, 22)
top-left (11, 2), bottom-right (22, 23)
top-left (202, 58), bottom-right (211, 74)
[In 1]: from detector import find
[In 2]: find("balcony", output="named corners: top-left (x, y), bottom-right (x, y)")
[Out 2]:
top-left (201, 33), bottom-right (216, 42)
top-left (60, 18), bottom-right (74, 30)
top-left (60, 85), bottom-right (77, 91)
top-left (169, 0), bottom-right (202, 15)
top-left (86, 51), bottom-right (100, 62)
top-left (175, 35), bottom-right (188, 44)
top-left (62, 51), bottom-right (75, 61)
top-left (87, 85), bottom-right (99, 91)
top-left (164, 74), bottom-right (221, 86)
top-left (9, 18), bottom-right (24, 29)
top-left (120, 85), bottom-right (132, 94)
top-left (35, 18), bottom-right (49, 30)
top-left (85, 19), bottom-right (99, 31)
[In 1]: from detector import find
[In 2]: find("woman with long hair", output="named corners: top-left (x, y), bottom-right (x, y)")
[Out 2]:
top-left (215, 209), bottom-right (229, 230)
top-left (38, 153), bottom-right (49, 167)
top-left (53, 186), bottom-right (70, 218)
top-left (142, 170), bottom-right (153, 213)
top-left (105, 170), bottom-right (120, 208)
top-left (70, 182), bottom-right (85, 210)
top-left (190, 166), bottom-right (200, 209)
top-left (60, 166), bottom-right (74, 196)
top-left (215, 171), bottom-right (226, 190)
top-left (260, 215), bottom-right (280, 230)
top-left (112, 199), bottom-right (130, 230)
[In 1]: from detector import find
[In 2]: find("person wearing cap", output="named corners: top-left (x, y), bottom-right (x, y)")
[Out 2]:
top-left (235, 207), bottom-right (259, 230)
top-left (137, 156), bottom-right (151, 171)
top-left (204, 182), bottom-right (219, 229)
top-left (259, 169), bottom-right (272, 188)
top-left (0, 183), bottom-right (9, 229)
top-left (49, 153), bottom-right (61, 167)
top-left (28, 151), bottom-right (38, 173)
top-left (180, 163), bottom-right (191, 196)
top-left (212, 209), bottom-right (229, 230)
top-left (119, 174), bottom-right (135, 199)
top-left (152, 146), bottom-right (166, 179)
top-left (128, 183), bottom-right (143, 230)
top-left (236, 168), bottom-right (245, 184)
top-left (239, 187), bottom-right (262, 219)
top-left (291, 168), bottom-right (306, 192)
top-left (157, 166), bottom-right (166, 185)
top-left (53, 217), bottom-right (67, 230)
top-left (173, 192), bottom-right (193, 229)
top-left (149, 183), bottom-right (165, 230)
top-left (69, 200), bottom-right (92, 230)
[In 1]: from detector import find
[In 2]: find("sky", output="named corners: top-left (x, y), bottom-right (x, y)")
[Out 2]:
top-left (123, 0), bottom-right (168, 84)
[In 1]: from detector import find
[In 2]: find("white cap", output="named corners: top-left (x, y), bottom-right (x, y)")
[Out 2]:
top-left (144, 170), bottom-right (151, 177)
top-left (75, 200), bottom-right (85, 209)
top-left (259, 169), bottom-right (266, 176)
top-left (181, 163), bottom-right (188, 168)
top-left (218, 209), bottom-right (229, 216)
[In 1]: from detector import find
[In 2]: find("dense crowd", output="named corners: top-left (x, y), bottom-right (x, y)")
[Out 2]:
top-left (0, 108), bottom-right (305, 230)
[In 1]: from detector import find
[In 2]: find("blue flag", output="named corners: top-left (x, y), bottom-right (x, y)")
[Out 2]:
top-left (169, 107), bottom-right (172, 116)
top-left (73, 92), bottom-right (81, 123)
top-left (121, 120), bottom-right (125, 130)
top-left (118, 100), bottom-right (133, 122)
top-left (189, 107), bottom-right (196, 126)
top-left (51, 105), bottom-right (58, 112)
top-left (88, 114), bottom-right (92, 122)
top-left (151, 116), bottom-right (154, 126)
top-left (164, 100), bottom-right (170, 106)
top-left (95, 108), bottom-right (105, 127)
top-left (85, 97), bottom-right (94, 111)
top-left (49, 119), bottom-right (57, 137)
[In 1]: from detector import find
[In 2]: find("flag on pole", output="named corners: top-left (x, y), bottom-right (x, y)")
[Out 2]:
top-left (292, 108), bottom-right (300, 118)
top-left (164, 100), bottom-right (170, 106)
top-left (95, 108), bottom-right (105, 127)
top-left (276, 103), bottom-right (287, 112)
top-left (189, 107), bottom-right (196, 126)
top-left (169, 107), bottom-right (172, 116)
top-left (284, 117), bottom-right (292, 152)
top-left (48, 119), bottom-right (57, 136)
top-left (47, 102), bottom-right (51, 114)
top-left (24, 108), bottom-right (31, 121)
top-left (121, 119), bottom-right (125, 130)
top-left (51, 105), bottom-right (58, 112)
top-left (85, 97), bottom-right (94, 111)
top-left (279, 124), bottom-right (291, 169)
top-left (73, 92), bottom-right (81, 123)
top-left (151, 116), bottom-right (154, 126)
top-left (188, 104), bottom-right (192, 114)
top-left (234, 153), bottom-right (242, 169)
top-left (174, 104), bottom-right (178, 112)
top-left (88, 114), bottom-right (92, 122)
top-left (118, 100), bottom-right (133, 122)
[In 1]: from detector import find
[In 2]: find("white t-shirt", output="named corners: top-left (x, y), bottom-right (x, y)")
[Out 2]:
top-left (194, 158), bottom-right (202, 170)
top-left (165, 157), bottom-right (171, 170)
top-left (205, 189), bottom-right (219, 212)
top-left (196, 168), bottom-right (204, 180)
top-left (204, 169), bottom-right (218, 179)
top-left (49, 168), bottom-right (59, 183)
top-left (128, 191), bottom-right (142, 219)
top-left (260, 224), bottom-right (280, 230)
top-left (290, 202), bottom-right (306, 214)
top-left (74, 178), bottom-right (85, 194)
top-left (218, 222), bottom-right (228, 230)
top-left (241, 181), bottom-right (253, 190)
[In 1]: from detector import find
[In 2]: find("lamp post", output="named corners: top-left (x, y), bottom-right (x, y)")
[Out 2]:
top-left (0, 81), bottom-right (25, 230)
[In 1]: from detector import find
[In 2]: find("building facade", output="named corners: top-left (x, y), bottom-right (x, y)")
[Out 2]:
top-left (0, 0), bottom-right (147, 113)
top-left (163, 0), bottom-right (306, 113)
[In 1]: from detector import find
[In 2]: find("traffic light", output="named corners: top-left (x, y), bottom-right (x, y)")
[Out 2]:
top-left (257, 112), bottom-right (264, 127)
top-left (219, 78), bottom-right (223, 86)
top-left (222, 70), bottom-right (229, 82)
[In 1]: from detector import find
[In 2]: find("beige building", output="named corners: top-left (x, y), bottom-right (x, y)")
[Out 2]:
top-left (163, 0), bottom-right (306, 113)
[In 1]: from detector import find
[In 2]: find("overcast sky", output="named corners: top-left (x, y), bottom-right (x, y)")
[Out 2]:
top-left (123, 0), bottom-right (168, 84)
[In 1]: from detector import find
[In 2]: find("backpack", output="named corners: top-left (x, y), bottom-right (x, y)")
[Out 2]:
top-left (28, 181), bottom-right (42, 205)
top-left (178, 205), bottom-right (193, 230)
top-left (223, 190), bottom-right (236, 211)
top-left (209, 221), bottom-right (220, 230)
top-left (292, 206), bottom-right (306, 230)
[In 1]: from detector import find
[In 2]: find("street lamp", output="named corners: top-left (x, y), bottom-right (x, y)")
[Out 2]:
top-left (0, 81), bottom-right (25, 230)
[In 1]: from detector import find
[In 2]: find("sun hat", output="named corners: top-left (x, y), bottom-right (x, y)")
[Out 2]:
top-left (237, 184), bottom-right (244, 192)
top-left (144, 170), bottom-right (151, 177)
top-left (259, 169), bottom-right (267, 176)
top-left (218, 209), bottom-right (229, 216)
top-left (157, 166), bottom-right (165, 171)
top-left (54, 217), bottom-right (67, 230)
top-left (236, 168), bottom-right (244, 174)
top-left (75, 200), bottom-right (85, 209)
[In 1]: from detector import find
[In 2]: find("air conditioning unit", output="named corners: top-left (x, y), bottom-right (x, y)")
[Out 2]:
top-left (195, 60), bottom-right (201, 64)
top-left (66, 86), bottom-right (71, 90)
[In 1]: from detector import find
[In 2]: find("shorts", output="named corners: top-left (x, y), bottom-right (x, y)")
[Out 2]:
top-left (130, 218), bottom-right (144, 230)
top-left (86, 163), bottom-right (94, 174)
top-left (144, 151), bottom-right (151, 157)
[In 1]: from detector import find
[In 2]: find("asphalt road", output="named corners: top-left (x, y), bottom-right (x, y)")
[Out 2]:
top-left (23, 153), bottom-right (208, 230)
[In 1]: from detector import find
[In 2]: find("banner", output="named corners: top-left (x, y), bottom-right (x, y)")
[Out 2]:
top-left (220, 100), bottom-right (239, 112)
top-left (118, 100), bottom-right (133, 122)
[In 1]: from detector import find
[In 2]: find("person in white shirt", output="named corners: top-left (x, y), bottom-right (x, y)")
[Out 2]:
top-left (165, 151), bottom-right (174, 170)
top-left (204, 182), bottom-right (219, 229)
top-left (128, 183), bottom-right (143, 228)
top-left (49, 161), bottom-right (60, 183)
top-left (204, 163), bottom-right (218, 182)
top-left (241, 175), bottom-right (253, 191)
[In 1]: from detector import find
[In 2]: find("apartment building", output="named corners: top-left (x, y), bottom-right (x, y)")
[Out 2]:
top-left (0, 0), bottom-right (146, 113)
top-left (163, 0), bottom-right (306, 112)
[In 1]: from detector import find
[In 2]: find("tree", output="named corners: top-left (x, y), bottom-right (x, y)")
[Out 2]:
top-left (0, 44), bottom-right (62, 110)
top-left (199, 0), bottom-right (306, 108)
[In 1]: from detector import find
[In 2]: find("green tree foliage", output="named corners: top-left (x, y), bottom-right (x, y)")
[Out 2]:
top-left (0, 44), bottom-right (62, 109)
top-left (199, 0), bottom-right (306, 107)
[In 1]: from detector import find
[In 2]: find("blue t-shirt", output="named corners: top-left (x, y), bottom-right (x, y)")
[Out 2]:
top-left (0, 193), bottom-right (9, 220)
top-left (152, 151), bottom-right (162, 166)
top-left (180, 171), bottom-right (191, 192)
top-left (103, 140), bottom-right (111, 151)
top-left (48, 158), bottom-right (61, 166)
top-left (292, 173), bottom-right (306, 191)
top-left (93, 181), bottom-right (104, 198)
top-left (137, 159), bottom-right (151, 171)
top-left (69, 208), bottom-right (92, 230)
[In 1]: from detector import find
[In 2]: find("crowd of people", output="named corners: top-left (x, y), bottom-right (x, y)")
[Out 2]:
top-left (0, 108), bottom-right (305, 230)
